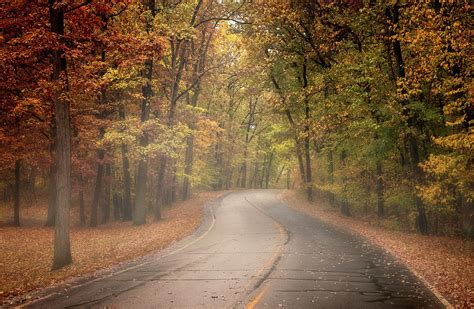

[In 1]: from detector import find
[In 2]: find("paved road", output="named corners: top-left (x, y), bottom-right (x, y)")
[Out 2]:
top-left (25, 190), bottom-right (442, 308)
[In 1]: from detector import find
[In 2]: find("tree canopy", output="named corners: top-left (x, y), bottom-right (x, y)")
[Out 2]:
top-left (0, 0), bottom-right (472, 269)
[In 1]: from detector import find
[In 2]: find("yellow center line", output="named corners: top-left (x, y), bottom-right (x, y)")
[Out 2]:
top-left (246, 283), bottom-right (270, 309)
top-left (245, 219), bottom-right (286, 309)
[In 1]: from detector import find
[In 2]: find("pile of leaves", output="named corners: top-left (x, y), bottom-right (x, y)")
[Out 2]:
top-left (0, 191), bottom-right (225, 306)
top-left (281, 190), bottom-right (473, 308)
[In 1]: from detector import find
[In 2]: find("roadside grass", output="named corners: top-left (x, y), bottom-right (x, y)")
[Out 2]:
top-left (0, 191), bottom-right (227, 306)
top-left (280, 190), bottom-right (473, 308)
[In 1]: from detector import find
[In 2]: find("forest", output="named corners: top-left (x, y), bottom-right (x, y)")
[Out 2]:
top-left (0, 0), bottom-right (472, 282)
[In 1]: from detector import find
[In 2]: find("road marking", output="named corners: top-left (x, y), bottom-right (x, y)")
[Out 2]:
top-left (246, 284), bottom-right (270, 309)
top-left (160, 202), bottom-right (217, 258)
top-left (244, 196), bottom-right (288, 309)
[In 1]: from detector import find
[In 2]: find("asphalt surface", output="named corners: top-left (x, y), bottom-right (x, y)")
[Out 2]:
top-left (24, 190), bottom-right (443, 308)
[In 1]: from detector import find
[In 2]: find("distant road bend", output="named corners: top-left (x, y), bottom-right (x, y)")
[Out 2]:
top-left (25, 190), bottom-right (442, 308)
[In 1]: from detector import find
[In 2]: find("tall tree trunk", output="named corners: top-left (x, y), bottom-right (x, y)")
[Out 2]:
top-left (155, 158), bottom-right (166, 220)
top-left (101, 164), bottom-right (111, 224)
top-left (214, 130), bottom-right (224, 190)
top-left (250, 156), bottom-right (259, 188)
top-left (13, 160), bottom-right (21, 227)
top-left (376, 160), bottom-right (385, 218)
top-left (113, 193), bottom-right (122, 221)
top-left (408, 134), bottom-right (428, 234)
top-left (304, 137), bottom-right (313, 201)
top-left (235, 167), bottom-right (241, 188)
top-left (270, 74), bottom-right (306, 185)
top-left (170, 160), bottom-right (177, 204)
top-left (134, 0), bottom-right (155, 225)
top-left (79, 175), bottom-right (85, 226)
top-left (52, 91), bottom-right (73, 269)
top-left (265, 152), bottom-right (274, 189)
top-left (118, 106), bottom-right (132, 221)
top-left (226, 168), bottom-right (233, 190)
top-left (46, 123), bottom-right (56, 227)
top-left (302, 60), bottom-right (313, 202)
top-left (328, 150), bottom-right (335, 206)
top-left (156, 36), bottom-right (190, 213)
top-left (340, 150), bottom-right (350, 216)
top-left (91, 48), bottom-right (108, 227)
top-left (133, 121), bottom-right (149, 224)
top-left (90, 149), bottom-right (104, 227)
top-left (50, 0), bottom-right (72, 270)
top-left (274, 165), bottom-right (285, 186)
top-left (241, 99), bottom-right (256, 189)
top-left (241, 154), bottom-right (248, 188)
top-left (134, 57), bottom-right (153, 225)
top-left (182, 23), bottom-right (215, 199)
top-left (386, 3), bottom-right (428, 234)
top-left (283, 110), bottom-right (305, 185)
top-left (182, 134), bottom-right (194, 200)
top-left (259, 155), bottom-right (267, 189)
top-left (182, 83), bottom-right (203, 200)
top-left (458, 192), bottom-right (474, 238)
top-left (286, 167), bottom-right (291, 189)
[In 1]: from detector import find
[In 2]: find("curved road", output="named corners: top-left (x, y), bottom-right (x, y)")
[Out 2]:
top-left (26, 190), bottom-right (442, 308)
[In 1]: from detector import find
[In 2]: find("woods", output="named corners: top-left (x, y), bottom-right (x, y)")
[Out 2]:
top-left (246, 0), bottom-right (472, 237)
top-left (0, 0), bottom-right (472, 275)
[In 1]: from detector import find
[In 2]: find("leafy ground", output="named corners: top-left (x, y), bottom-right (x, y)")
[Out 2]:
top-left (0, 191), bottom-right (226, 306)
top-left (280, 190), bottom-right (473, 308)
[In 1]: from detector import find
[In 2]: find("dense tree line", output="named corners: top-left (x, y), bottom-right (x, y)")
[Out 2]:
top-left (246, 0), bottom-right (472, 237)
top-left (0, 0), bottom-right (471, 270)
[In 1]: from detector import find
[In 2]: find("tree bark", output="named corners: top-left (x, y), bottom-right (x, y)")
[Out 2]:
top-left (304, 137), bottom-right (313, 201)
top-left (90, 149), bottom-right (104, 227)
top-left (302, 58), bottom-right (313, 202)
top-left (134, 57), bottom-right (153, 225)
top-left (101, 164), bottom-right (111, 224)
top-left (113, 193), bottom-right (122, 221)
top-left (408, 134), bottom-right (428, 234)
top-left (250, 154), bottom-right (259, 188)
top-left (118, 105), bottom-right (132, 221)
top-left (376, 160), bottom-right (385, 218)
top-left (46, 123), bottom-right (56, 227)
top-left (156, 38), bottom-right (188, 210)
top-left (286, 167), bottom-right (291, 189)
top-left (155, 158), bottom-right (166, 220)
top-left (241, 158), bottom-right (248, 188)
top-left (214, 129), bottom-right (224, 190)
top-left (259, 155), bottom-right (267, 189)
top-left (274, 165), bottom-right (285, 186)
top-left (134, 0), bottom-right (156, 225)
top-left (340, 150), bottom-right (350, 216)
top-left (182, 88), bottom-right (201, 200)
top-left (182, 134), bottom-right (194, 200)
top-left (265, 152), bottom-right (274, 189)
top-left (50, 0), bottom-right (72, 270)
top-left (327, 150), bottom-right (335, 206)
top-left (170, 161), bottom-right (177, 204)
top-left (79, 174), bottom-right (85, 226)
